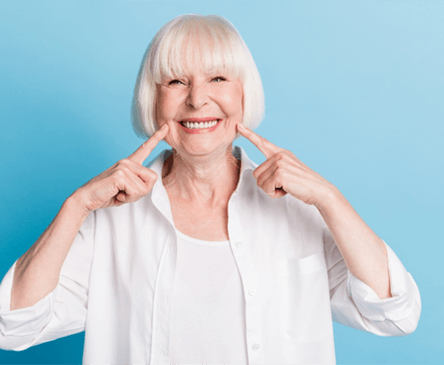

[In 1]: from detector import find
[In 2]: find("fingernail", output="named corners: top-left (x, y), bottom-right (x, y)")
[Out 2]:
top-left (161, 124), bottom-right (168, 130)
top-left (237, 124), bottom-right (244, 129)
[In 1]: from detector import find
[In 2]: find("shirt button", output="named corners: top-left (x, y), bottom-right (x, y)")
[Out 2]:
top-left (252, 343), bottom-right (260, 351)
top-left (235, 241), bottom-right (243, 248)
top-left (248, 288), bottom-right (256, 296)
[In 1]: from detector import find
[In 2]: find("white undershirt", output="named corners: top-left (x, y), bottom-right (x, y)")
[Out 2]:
top-left (169, 229), bottom-right (248, 364)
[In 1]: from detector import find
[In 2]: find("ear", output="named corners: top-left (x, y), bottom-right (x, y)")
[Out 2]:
top-left (151, 85), bottom-right (160, 135)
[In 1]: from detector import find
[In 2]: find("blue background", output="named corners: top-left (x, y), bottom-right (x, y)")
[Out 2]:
top-left (0, 1), bottom-right (443, 363)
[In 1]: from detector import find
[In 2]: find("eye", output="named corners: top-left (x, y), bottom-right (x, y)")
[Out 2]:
top-left (212, 76), bottom-right (226, 82)
top-left (168, 79), bottom-right (184, 85)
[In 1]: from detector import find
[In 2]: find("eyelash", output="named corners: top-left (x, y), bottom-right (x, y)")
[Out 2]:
top-left (168, 76), bottom-right (227, 85)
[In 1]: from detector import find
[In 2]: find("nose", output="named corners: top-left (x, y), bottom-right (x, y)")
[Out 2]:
top-left (185, 84), bottom-right (208, 110)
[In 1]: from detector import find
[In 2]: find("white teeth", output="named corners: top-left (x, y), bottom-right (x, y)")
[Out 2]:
top-left (182, 120), bottom-right (218, 129)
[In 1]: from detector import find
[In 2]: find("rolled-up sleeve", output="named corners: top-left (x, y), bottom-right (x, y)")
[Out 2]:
top-left (0, 211), bottom-right (95, 351)
top-left (326, 229), bottom-right (421, 336)
top-left (0, 262), bottom-right (58, 350)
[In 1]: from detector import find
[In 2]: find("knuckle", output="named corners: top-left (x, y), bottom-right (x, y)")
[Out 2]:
top-left (113, 177), bottom-right (126, 189)
top-left (276, 151), bottom-right (290, 162)
top-left (275, 159), bottom-right (285, 168)
top-left (273, 171), bottom-right (284, 183)
top-left (276, 151), bottom-right (286, 159)
top-left (287, 150), bottom-right (296, 158)
top-left (149, 170), bottom-right (158, 180)
top-left (114, 169), bottom-right (126, 178)
top-left (117, 159), bottom-right (133, 170)
top-left (276, 168), bottom-right (288, 179)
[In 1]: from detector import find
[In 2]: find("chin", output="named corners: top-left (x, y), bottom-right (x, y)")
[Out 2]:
top-left (175, 139), bottom-right (234, 158)
top-left (165, 124), bottom-right (237, 157)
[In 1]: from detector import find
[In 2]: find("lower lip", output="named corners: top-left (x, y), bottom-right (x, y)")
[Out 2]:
top-left (178, 120), bottom-right (222, 134)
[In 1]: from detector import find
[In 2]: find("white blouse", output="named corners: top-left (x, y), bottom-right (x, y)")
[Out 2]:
top-left (169, 230), bottom-right (247, 363)
top-left (0, 147), bottom-right (421, 364)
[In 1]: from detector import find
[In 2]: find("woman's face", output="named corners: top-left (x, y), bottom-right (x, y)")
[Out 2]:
top-left (155, 54), bottom-right (243, 159)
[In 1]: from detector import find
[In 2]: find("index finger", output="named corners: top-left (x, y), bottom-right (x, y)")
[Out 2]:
top-left (237, 124), bottom-right (280, 158)
top-left (128, 124), bottom-right (169, 165)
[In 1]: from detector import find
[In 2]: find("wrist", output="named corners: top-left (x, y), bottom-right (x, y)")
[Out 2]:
top-left (64, 189), bottom-right (92, 223)
top-left (314, 184), bottom-right (343, 214)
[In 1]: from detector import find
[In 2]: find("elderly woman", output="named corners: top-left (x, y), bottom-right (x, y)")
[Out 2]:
top-left (0, 14), bottom-right (420, 364)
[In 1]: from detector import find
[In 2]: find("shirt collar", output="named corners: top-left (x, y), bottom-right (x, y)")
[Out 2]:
top-left (147, 146), bottom-right (256, 224)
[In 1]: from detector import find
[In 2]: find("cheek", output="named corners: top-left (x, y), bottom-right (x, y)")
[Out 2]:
top-left (155, 93), bottom-right (169, 123)
top-left (226, 97), bottom-right (243, 116)
top-left (156, 87), bottom-right (180, 123)
top-left (164, 122), bottom-right (180, 146)
top-left (223, 85), bottom-right (243, 120)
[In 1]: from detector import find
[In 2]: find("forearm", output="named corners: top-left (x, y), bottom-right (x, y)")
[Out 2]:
top-left (316, 187), bottom-right (391, 299)
top-left (9, 131), bottom-right (165, 311)
top-left (11, 192), bottom-right (90, 310)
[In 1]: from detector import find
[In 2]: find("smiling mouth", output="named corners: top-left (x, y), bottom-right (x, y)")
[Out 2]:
top-left (179, 119), bottom-right (220, 130)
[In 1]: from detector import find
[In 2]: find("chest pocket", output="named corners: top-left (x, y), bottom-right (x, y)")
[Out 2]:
top-left (275, 251), bottom-right (333, 342)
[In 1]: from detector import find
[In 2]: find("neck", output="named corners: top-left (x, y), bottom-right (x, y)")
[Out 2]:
top-left (162, 145), bottom-right (240, 202)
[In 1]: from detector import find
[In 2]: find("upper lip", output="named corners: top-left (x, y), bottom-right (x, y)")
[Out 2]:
top-left (179, 117), bottom-right (221, 122)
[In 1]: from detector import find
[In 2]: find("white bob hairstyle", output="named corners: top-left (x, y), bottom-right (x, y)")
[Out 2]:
top-left (131, 14), bottom-right (265, 137)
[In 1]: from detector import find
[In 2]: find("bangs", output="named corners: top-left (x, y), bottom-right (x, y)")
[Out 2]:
top-left (149, 16), bottom-right (248, 83)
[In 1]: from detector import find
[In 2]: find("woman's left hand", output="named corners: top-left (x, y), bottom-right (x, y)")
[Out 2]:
top-left (237, 124), bottom-right (336, 207)
top-left (237, 124), bottom-right (393, 299)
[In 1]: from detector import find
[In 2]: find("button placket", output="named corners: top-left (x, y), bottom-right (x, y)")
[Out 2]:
top-left (149, 229), bottom-right (177, 364)
top-left (228, 202), bottom-right (264, 364)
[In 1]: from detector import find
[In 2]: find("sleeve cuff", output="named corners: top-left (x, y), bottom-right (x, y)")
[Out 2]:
top-left (0, 261), bottom-right (56, 337)
top-left (347, 241), bottom-right (421, 322)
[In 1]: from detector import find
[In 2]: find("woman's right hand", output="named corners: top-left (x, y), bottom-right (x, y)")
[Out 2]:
top-left (75, 124), bottom-right (169, 214)
top-left (10, 125), bottom-right (169, 311)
